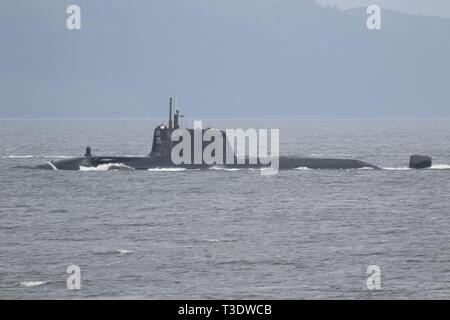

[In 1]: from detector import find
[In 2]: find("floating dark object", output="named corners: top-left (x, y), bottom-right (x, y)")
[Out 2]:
top-left (409, 155), bottom-right (432, 169)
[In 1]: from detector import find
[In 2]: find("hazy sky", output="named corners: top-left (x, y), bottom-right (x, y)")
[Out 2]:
top-left (316, 0), bottom-right (450, 18)
top-left (1, 0), bottom-right (450, 118)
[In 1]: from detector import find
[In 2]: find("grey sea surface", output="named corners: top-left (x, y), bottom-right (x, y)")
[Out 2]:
top-left (1, 119), bottom-right (450, 299)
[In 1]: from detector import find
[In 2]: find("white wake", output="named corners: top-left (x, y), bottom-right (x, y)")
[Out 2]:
top-left (20, 281), bottom-right (47, 288)
top-left (80, 163), bottom-right (135, 171)
top-left (147, 168), bottom-right (187, 172)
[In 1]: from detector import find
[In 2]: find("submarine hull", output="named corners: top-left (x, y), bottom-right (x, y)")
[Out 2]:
top-left (277, 156), bottom-right (379, 170)
top-left (38, 156), bottom-right (380, 170)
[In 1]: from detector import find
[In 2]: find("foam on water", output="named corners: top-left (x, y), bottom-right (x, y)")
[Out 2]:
top-left (210, 166), bottom-right (243, 171)
top-left (20, 281), bottom-right (47, 288)
top-left (80, 163), bottom-right (135, 171)
top-left (431, 164), bottom-right (450, 170)
top-left (205, 238), bottom-right (238, 243)
top-left (382, 167), bottom-right (411, 171)
top-left (147, 168), bottom-right (187, 172)
top-left (3, 155), bottom-right (34, 159)
top-left (2, 155), bottom-right (72, 159)
top-left (117, 249), bottom-right (134, 254)
top-left (382, 164), bottom-right (450, 171)
top-left (42, 156), bottom-right (72, 159)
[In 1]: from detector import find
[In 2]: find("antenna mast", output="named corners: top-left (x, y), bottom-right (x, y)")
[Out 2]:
top-left (169, 97), bottom-right (173, 129)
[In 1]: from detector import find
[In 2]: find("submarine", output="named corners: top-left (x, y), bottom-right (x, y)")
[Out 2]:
top-left (37, 98), bottom-right (380, 171)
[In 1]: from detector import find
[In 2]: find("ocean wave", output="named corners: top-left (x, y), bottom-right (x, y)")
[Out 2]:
top-left (2, 155), bottom-right (72, 159)
top-left (95, 249), bottom-right (134, 255)
top-left (117, 249), bottom-right (134, 254)
top-left (147, 168), bottom-right (187, 172)
top-left (20, 281), bottom-right (47, 288)
top-left (431, 164), bottom-right (450, 170)
top-left (2, 155), bottom-right (34, 159)
top-left (382, 165), bottom-right (450, 171)
top-left (209, 166), bottom-right (243, 171)
top-left (80, 163), bottom-right (135, 171)
top-left (205, 238), bottom-right (238, 243)
top-left (308, 154), bottom-right (325, 157)
top-left (295, 167), bottom-right (312, 171)
top-left (382, 167), bottom-right (411, 171)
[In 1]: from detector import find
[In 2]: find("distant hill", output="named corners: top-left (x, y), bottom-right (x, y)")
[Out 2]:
top-left (0, 0), bottom-right (449, 118)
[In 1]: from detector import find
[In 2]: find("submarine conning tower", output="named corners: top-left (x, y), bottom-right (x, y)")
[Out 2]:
top-left (149, 97), bottom-right (180, 159)
top-left (149, 98), bottom-right (231, 164)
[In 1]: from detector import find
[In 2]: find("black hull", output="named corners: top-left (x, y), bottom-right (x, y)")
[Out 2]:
top-left (36, 156), bottom-right (380, 171)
